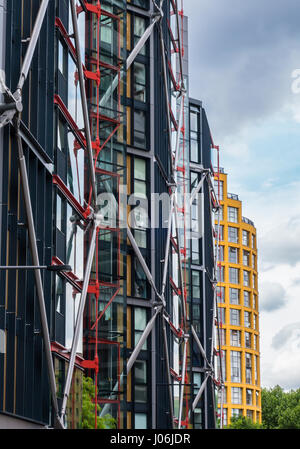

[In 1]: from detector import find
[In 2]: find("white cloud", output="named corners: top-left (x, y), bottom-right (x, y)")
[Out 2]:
top-left (260, 282), bottom-right (286, 312)
top-left (186, 1), bottom-right (300, 390)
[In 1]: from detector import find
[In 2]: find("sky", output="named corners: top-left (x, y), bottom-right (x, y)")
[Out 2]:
top-left (185, 0), bottom-right (300, 391)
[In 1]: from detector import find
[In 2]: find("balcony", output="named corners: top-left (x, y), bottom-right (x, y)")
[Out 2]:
top-left (227, 192), bottom-right (239, 200)
top-left (242, 216), bottom-right (255, 227)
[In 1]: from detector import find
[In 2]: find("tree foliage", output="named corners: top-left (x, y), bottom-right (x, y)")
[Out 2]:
top-left (226, 416), bottom-right (262, 429)
top-left (226, 385), bottom-right (300, 430)
top-left (261, 385), bottom-right (300, 429)
top-left (81, 376), bottom-right (116, 429)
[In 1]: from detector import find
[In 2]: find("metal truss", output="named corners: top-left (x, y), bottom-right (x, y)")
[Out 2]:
top-left (0, 0), bottom-right (224, 429)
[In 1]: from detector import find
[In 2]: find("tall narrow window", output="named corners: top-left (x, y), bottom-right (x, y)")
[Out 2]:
top-left (229, 288), bottom-right (240, 305)
top-left (230, 309), bottom-right (240, 326)
top-left (231, 387), bottom-right (242, 404)
top-left (244, 311), bottom-right (251, 328)
top-left (133, 110), bottom-right (146, 148)
top-left (242, 230), bottom-right (249, 246)
top-left (243, 250), bottom-right (250, 267)
top-left (229, 246), bottom-right (238, 264)
top-left (243, 270), bottom-right (250, 287)
top-left (133, 16), bottom-right (147, 55)
top-left (192, 270), bottom-right (201, 299)
top-left (134, 360), bottom-right (147, 403)
top-left (228, 226), bottom-right (238, 243)
top-left (135, 308), bottom-right (147, 350)
top-left (231, 351), bottom-right (241, 382)
top-left (133, 62), bottom-right (146, 102)
top-left (228, 207), bottom-right (238, 223)
top-left (230, 330), bottom-right (241, 347)
top-left (244, 291), bottom-right (250, 308)
top-left (229, 268), bottom-right (239, 284)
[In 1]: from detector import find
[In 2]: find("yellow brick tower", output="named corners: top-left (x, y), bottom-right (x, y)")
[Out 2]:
top-left (214, 169), bottom-right (261, 426)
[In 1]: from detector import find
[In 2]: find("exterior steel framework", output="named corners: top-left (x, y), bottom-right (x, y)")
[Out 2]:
top-left (0, 0), bottom-right (223, 428)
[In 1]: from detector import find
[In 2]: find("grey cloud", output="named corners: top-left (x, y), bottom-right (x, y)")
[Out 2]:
top-left (185, 0), bottom-right (300, 140)
top-left (271, 322), bottom-right (300, 349)
top-left (260, 215), bottom-right (300, 266)
top-left (260, 281), bottom-right (286, 312)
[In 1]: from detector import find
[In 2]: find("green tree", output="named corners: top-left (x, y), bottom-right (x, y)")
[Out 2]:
top-left (261, 386), bottom-right (300, 429)
top-left (226, 416), bottom-right (262, 429)
top-left (261, 385), bottom-right (285, 429)
top-left (81, 376), bottom-right (116, 429)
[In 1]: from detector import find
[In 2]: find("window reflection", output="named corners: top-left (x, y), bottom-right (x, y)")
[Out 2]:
top-left (66, 203), bottom-right (84, 279)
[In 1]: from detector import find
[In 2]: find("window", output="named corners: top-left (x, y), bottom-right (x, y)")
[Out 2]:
top-left (218, 387), bottom-right (227, 404)
top-left (217, 328), bottom-right (226, 347)
top-left (231, 351), bottom-right (241, 382)
top-left (228, 207), bottom-right (238, 223)
top-left (244, 291), bottom-right (250, 308)
top-left (216, 205), bottom-right (223, 221)
top-left (217, 307), bottom-right (226, 325)
top-left (134, 361), bottom-right (147, 403)
top-left (133, 110), bottom-right (147, 148)
top-left (229, 288), bottom-right (240, 305)
top-left (253, 314), bottom-right (257, 330)
top-left (230, 309), bottom-right (240, 326)
top-left (243, 250), bottom-right (250, 267)
top-left (230, 330), bottom-right (241, 347)
top-left (232, 409), bottom-right (243, 418)
top-left (252, 234), bottom-right (256, 249)
top-left (58, 40), bottom-right (67, 77)
top-left (253, 273), bottom-right (256, 289)
top-left (131, 0), bottom-right (149, 9)
top-left (221, 408), bottom-right (227, 426)
top-left (254, 334), bottom-right (257, 350)
top-left (228, 226), bottom-right (238, 243)
top-left (192, 270), bottom-right (201, 299)
top-left (242, 230), bottom-right (249, 246)
top-left (193, 372), bottom-right (201, 399)
top-left (134, 308), bottom-right (147, 350)
top-left (133, 16), bottom-right (147, 56)
top-left (253, 294), bottom-right (257, 310)
top-left (216, 225), bottom-right (224, 241)
top-left (57, 117), bottom-right (67, 151)
top-left (253, 254), bottom-right (256, 270)
top-left (190, 139), bottom-right (199, 163)
top-left (217, 286), bottom-right (225, 304)
top-left (66, 204), bottom-right (84, 280)
top-left (245, 332), bottom-right (251, 348)
top-left (132, 157), bottom-right (148, 248)
top-left (218, 245), bottom-right (224, 262)
top-left (214, 179), bottom-right (223, 201)
top-left (247, 410), bottom-right (253, 420)
top-left (255, 357), bottom-right (258, 385)
top-left (231, 387), bottom-right (242, 404)
top-left (135, 413), bottom-right (147, 429)
top-left (217, 265), bottom-right (225, 283)
top-left (246, 352), bottom-right (252, 368)
top-left (56, 194), bottom-right (65, 232)
top-left (246, 389), bottom-right (253, 405)
top-left (133, 62), bottom-right (146, 102)
top-left (229, 268), bottom-right (239, 284)
top-left (244, 311), bottom-right (251, 328)
top-left (228, 246), bottom-right (238, 264)
top-left (192, 237), bottom-right (200, 265)
top-left (133, 257), bottom-right (148, 299)
top-left (243, 270), bottom-right (250, 287)
top-left (190, 109), bottom-right (199, 163)
top-left (55, 276), bottom-right (64, 315)
top-left (216, 349), bottom-right (226, 382)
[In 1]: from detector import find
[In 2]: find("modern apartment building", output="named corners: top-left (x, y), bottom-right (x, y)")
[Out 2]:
top-left (0, 0), bottom-right (220, 429)
top-left (214, 169), bottom-right (261, 426)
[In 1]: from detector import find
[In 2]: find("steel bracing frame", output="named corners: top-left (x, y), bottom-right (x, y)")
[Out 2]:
top-left (0, 0), bottom-right (224, 429)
